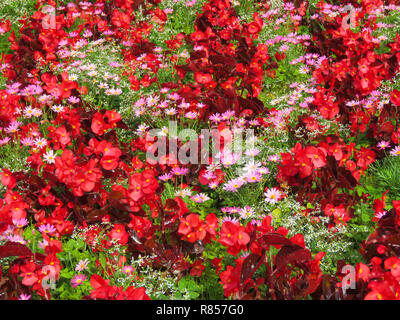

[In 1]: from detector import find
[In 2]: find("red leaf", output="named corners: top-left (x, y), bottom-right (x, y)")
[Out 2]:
top-left (116, 121), bottom-right (129, 130)
top-left (275, 245), bottom-right (312, 270)
top-left (86, 209), bottom-right (107, 223)
top-left (209, 54), bottom-right (237, 66)
top-left (0, 242), bottom-right (33, 258)
top-left (240, 253), bottom-right (261, 284)
top-left (164, 199), bottom-right (178, 211)
top-left (109, 190), bottom-right (124, 203)
top-left (263, 233), bottom-right (293, 246)
top-left (161, 82), bottom-right (180, 89)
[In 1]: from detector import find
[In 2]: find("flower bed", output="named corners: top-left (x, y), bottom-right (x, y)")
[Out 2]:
top-left (0, 0), bottom-right (400, 300)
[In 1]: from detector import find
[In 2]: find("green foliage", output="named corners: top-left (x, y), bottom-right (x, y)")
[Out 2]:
top-left (363, 155), bottom-right (400, 201)
top-left (196, 267), bottom-right (224, 299)
top-left (373, 7), bottom-right (400, 45)
top-left (268, 197), bottom-right (369, 273)
top-left (52, 238), bottom-right (95, 299)
top-left (0, 0), bottom-right (36, 54)
top-left (152, 0), bottom-right (206, 39)
top-left (50, 40), bottom-right (134, 114)
top-left (234, 0), bottom-right (258, 23)
top-left (0, 0), bottom-right (36, 21)
top-left (175, 275), bottom-right (203, 299)
top-left (161, 182), bottom-right (176, 202)
top-left (0, 142), bottom-right (31, 173)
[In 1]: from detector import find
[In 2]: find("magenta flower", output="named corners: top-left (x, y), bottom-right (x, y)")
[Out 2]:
top-left (209, 113), bottom-right (222, 123)
top-left (171, 167), bottom-right (189, 176)
top-left (6, 123), bottom-right (19, 134)
top-left (75, 259), bottom-right (90, 272)
top-left (377, 140), bottom-right (390, 150)
top-left (390, 146), bottom-right (400, 156)
top-left (67, 96), bottom-right (80, 104)
top-left (71, 274), bottom-right (87, 288)
top-left (0, 137), bottom-right (10, 145)
top-left (223, 178), bottom-right (244, 192)
top-left (224, 207), bottom-right (240, 214)
top-left (239, 206), bottom-right (256, 219)
top-left (190, 193), bottom-right (210, 203)
top-left (122, 266), bottom-right (134, 274)
top-left (20, 137), bottom-right (34, 146)
top-left (13, 218), bottom-right (28, 228)
top-left (268, 154), bottom-right (280, 162)
top-left (38, 223), bottom-right (56, 234)
top-left (158, 173), bottom-right (173, 181)
top-left (244, 172), bottom-right (262, 183)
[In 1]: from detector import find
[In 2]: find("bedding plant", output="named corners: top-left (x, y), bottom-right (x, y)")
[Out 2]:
top-left (0, 0), bottom-right (400, 300)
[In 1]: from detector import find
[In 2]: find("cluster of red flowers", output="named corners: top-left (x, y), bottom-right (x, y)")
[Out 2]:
top-left (217, 215), bottom-right (326, 299)
top-left (178, 213), bottom-right (218, 244)
top-left (276, 138), bottom-right (377, 226)
top-left (89, 274), bottom-right (149, 300)
top-left (310, 0), bottom-right (400, 141)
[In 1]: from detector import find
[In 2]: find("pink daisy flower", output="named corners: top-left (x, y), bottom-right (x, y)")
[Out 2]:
top-left (264, 188), bottom-right (282, 204)
top-left (122, 266), bottom-right (135, 274)
top-left (171, 167), bottom-right (189, 176)
top-left (390, 146), bottom-right (400, 156)
top-left (13, 218), bottom-right (28, 228)
top-left (190, 193), bottom-right (210, 203)
top-left (71, 274), bottom-right (87, 288)
top-left (38, 223), bottom-right (56, 234)
top-left (75, 259), bottom-right (90, 272)
top-left (375, 211), bottom-right (386, 219)
top-left (158, 173), bottom-right (173, 181)
top-left (268, 154), bottom-right (280, 162)
top-left (377, 141), bottom-right (390, 150)
top-left (223, 178), bottom-right (244, 192)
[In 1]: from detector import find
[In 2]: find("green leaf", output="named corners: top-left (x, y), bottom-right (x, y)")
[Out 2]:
top-left (361, 213), bottom-right (370, 223)
top-left (99, 254), bottom-right (106, 269)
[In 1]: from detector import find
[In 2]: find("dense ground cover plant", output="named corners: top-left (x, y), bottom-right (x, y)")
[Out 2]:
top-left (0, 0), bottom-right (400, 301)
